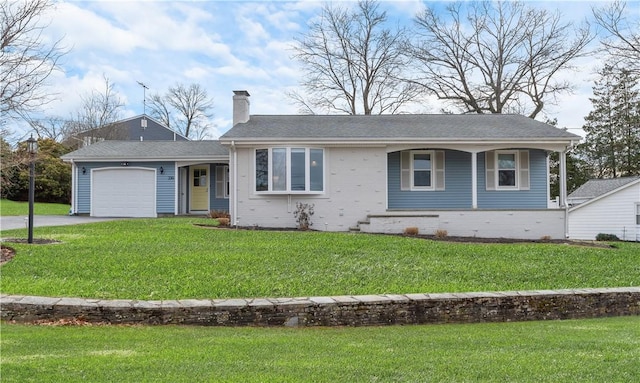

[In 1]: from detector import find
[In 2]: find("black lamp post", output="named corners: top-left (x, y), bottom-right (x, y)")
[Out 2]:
top-left (26, 134), bottom-right (38, 244)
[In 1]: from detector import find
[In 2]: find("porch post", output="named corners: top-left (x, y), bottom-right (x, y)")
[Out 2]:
top-left (471, 151), bottom-right (478, 209)
top-left (559, 150), bottom-right (567, 208)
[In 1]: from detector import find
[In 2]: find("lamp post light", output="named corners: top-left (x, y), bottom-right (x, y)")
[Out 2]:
top-left (26, 134), bottom-right (38, 244)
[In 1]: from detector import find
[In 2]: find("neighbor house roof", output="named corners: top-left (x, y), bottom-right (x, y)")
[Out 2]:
top-left (568, 176), bottom-right (640, 201)
top-left (219, 114), bottom-right (580, 143)
top-left (61, 140), bottom-right (228, 162)
top-left (70, 115), bottom-right (189, 142)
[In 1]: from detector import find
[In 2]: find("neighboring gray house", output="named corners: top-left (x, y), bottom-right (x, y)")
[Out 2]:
top-left (62, 90), bottom-right (581, 239)
top-left (67, 115), bottom-right (188, 149)
top-left (568, 177), bottom-right (640, 241)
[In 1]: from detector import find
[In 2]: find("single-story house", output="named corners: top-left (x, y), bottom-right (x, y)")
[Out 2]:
top-left (62, 90), bottom-right (581, 239)
top-left (567, 176), bottom-right (640, 241)
top-left (65, 114), bottom-right (188, 149)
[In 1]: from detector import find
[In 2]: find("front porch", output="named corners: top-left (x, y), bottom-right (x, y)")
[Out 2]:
top-left (176, 162), bottom-right (229, 215)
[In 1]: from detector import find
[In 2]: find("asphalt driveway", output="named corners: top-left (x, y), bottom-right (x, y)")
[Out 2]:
top-left (0, 215), bottom-right (124, 231)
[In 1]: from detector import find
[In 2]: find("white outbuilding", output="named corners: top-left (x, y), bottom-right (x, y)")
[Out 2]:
top-left (567, 176), bottom-right (640, 241)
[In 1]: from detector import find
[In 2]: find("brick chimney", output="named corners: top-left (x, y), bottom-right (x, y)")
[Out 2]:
top-left (232, 90), bottom-right (250, 126)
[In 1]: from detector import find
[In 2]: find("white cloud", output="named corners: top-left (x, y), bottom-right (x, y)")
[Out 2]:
top-left (22, 0), bottom-right (636, 140)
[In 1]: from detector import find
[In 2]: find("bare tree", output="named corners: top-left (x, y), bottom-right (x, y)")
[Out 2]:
top-left (62, 76), bottom-right (125, 147)
top-left (148, 83), bottom-right (214, 139)
top-left (147, 92), bottom-right (172, 128)
top-left (75, 76), bottom-right (124, 132)
top-left (1, 0), bottom-right (66, 124)
top-left (27, 116), bottom-right (70, 141)
top-left (593, 1), bottom-right (640, 73)
top-left (407, 1), bottom-right (592, 118)
top-left (290, 0), bottom-right (419, 115)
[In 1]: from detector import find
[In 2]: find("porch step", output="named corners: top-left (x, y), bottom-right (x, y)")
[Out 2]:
top-left (348, 226), bottom-right (361, 232)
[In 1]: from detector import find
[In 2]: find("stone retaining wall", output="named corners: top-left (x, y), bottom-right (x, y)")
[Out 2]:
top-left (2, 287), bottom-right (639, 327)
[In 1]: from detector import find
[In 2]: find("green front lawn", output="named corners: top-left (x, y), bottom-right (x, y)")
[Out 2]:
top-left (0, 199), bottom-right (70, 216)
top-left (1, 218), bottom-right (638, 300)
top-left (2, 316), bottom-right (638, 382)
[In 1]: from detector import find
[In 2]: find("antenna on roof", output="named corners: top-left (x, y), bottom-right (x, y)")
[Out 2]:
top-left (137, 81), bottom-right (149, 115)
top-left (137, 81), bottom-right (149, 129)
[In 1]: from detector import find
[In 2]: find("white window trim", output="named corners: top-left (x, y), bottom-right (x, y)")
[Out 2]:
top-left (635, 202), bottom-right (640, 225)
top-left (410, 150), bottom-right (435, 191)
top-left (215, 165), bottom-right (230, 199)
top-left (255, 147), bottom-right (325, 194)
top-left (495, 150), bottom-right (519, 190)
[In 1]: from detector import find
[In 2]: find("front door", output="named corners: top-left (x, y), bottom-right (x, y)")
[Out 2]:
top-left (190, 166), bottom-right (209, 212)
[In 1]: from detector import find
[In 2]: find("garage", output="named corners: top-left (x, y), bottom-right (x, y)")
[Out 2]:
top-left (91, 168), bottom-right (157, 217)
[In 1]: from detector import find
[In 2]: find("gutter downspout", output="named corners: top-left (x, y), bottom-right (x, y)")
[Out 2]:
top-left (561, 143), bottom-right (576, 238)
top-left (471, 151), bottom-right (478, 209)
top-left (231, 141), bottom-right (238, 227)
top-left (70, 159), bottom-right (76, 215)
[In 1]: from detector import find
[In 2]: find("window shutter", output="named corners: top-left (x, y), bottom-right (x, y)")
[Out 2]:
top-left (400, 151), bottom-right (410, 191)
top-left (485, 151), bottom-right (495, 190)
top-left (215, 166), bottom-right (225, 198)
top-left (434, 150), bottom-right (445, 190)
top-left (519, 150), bottom-right (530, 190)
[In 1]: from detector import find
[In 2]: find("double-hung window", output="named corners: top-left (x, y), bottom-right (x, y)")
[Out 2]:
top-left (400, 150), bottom-right (445, 191)
top-left (215, 166), bottom-right (229, 199)
top-left (411, 151), bottom-right (433, 190)
top-left (497, 151), bottom-right (517, 188)
top-left (485, 150), bottom-right (530, 191)
top-left (255, 148), bottom-right (324, 193)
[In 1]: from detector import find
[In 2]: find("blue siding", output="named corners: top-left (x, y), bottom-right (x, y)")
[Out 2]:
top-left (388, 149), bottom-right (549, 210)
top-left (477, 149), bottom-right (548, 208)
top-left (74, 161), bottom-right (175, 214)
top-left (388, 150), bottom-right (472, 209)
top-left (210, 164), bottom-right (230, 212)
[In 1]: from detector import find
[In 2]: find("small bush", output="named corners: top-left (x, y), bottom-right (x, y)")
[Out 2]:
top-left (434, 229), bottom-right (448, 238)
top-left (208, 210), bottom-right (230, 219)
top-left (217, 218), bottom-right (230, 227)
top-left (404, 227), bottom-right (419, 236)
top-left (596, 233), bottom-right (619, 241)
top-left (293, 202), bottom-right (314, 230)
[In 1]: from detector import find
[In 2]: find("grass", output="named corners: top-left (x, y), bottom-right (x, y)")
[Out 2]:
top-left (1, 316), bottom-right (639, 382)
top-left (0, 199), bottom-right (70, 216)
top-left (1, 218), bottom-right (638, 300)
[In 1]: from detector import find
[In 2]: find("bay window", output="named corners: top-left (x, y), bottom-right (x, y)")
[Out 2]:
top-left (255, 148), bottom-right (324, 193)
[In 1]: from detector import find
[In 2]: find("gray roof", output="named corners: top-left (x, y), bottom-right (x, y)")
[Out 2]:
top-left (568, 176), bottom-right (640, 200)
top-left (220, 114), bottom-right (580, 141)
top-left (73, 115), bottom-right (189, 142)
top-left (61, 140), bottom-right (228, 161)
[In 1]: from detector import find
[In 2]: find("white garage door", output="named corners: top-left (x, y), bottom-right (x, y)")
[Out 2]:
top-left (91, 168), bottom-right (156, 217)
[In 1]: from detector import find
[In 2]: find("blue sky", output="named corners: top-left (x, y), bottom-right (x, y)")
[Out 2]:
top-left (36, 0), bottom-right (635, 139)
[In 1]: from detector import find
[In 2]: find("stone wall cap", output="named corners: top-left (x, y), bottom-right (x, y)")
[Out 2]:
top-left (248, 299), bottom-right (274, 307)
top-left (383, 294), bottom-right (410, 302)
top-left (405, 293), bottom-right (429, 300)
top-left (214, 299), bottom-right (248, 308)
top-left (133, 300), bottom-right (161, 309)
top-left (356, 295), bottom-right (392, 303)
top-left (178, 299), bottom-right (213, 307)
top-left (331, 295), bottom-right (360, 303)
top-left (20, 296), bottom-right (61, 305)
top-left (310, 296), bottom-right (336, 304)
top-left (100, 299), bottom-right (132, 308)
top-left (57, 297), bottom-right (97, 307)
